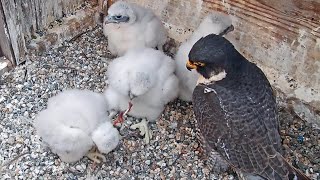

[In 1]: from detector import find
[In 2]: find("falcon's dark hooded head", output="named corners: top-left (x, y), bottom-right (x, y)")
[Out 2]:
top-left (186, 32), bottom-right (243, 79)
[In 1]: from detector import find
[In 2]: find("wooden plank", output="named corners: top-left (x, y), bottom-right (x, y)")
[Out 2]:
top-left (28, 7), bottom-right (97, 53)
top-left (0, 0), bottom-right (88, 65)
top-left (200, 0), bottom-right (320, 109)
top-left (202, 0), bottom-right (320, 41)
top-left (0, 1), bottom-right (15, 66)
top-left (19, 0), bottom-right (37, 39)
top-left (1, 0), bottom-right (26, 65)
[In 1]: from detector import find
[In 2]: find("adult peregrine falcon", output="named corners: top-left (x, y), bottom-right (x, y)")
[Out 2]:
top-left (186, 34), bottom-right (310, 180)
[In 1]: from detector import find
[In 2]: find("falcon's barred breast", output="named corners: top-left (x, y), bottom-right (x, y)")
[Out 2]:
top-left (188, 34), bottom-right (310, 180)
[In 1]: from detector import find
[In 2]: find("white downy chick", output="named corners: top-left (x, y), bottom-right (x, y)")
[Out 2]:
top-left (103, 0), bottom-right (167, 56)
top-left (91, 121), bottom-right (120, 154)
top-left (104, 48), bottom-right (179, 143)
top-left (175, 12), bottom-right (234, 101)
top-left (34, 89), bottom-right (120, 163)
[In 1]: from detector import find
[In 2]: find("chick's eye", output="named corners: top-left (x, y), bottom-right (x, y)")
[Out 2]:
top-left (115, 15), bottom-right (122, 19)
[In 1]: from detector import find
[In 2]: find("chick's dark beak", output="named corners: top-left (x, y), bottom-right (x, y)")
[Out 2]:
top-left (218, 25), bottom-right (234, 36)
top-left (186, 60), bottom-right (197, 71)
top-left (105, 15), bottom-right (118, 24)
top-left (129, 92), bottom-right (136, 100)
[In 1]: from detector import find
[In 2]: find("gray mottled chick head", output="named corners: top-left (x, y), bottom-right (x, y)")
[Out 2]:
top-left (105, 1), bottom-right (136, 25)
top-left (192, 12), bottom-right (234, 40)
top-left (129, 72), bottom-right (154, 99)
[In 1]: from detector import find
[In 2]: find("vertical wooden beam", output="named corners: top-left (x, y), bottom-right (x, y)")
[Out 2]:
top-left (0, 1), bottom-right (15, 66)
top-left (97, 0), bottom-right (109, 13)
top-left (107, 0), bottom-right (113, 9)
top-left (0, 0), bottom-right (27, 65)
top-left (0, 0), bottom-right (88, 66)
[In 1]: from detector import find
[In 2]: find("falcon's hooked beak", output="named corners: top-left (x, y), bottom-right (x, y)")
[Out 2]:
top-left (105, 15), bottom-right (129, 24)
top-left (186, 60), bottom-right (197, 71)
top-left (186, 60), bottom-right (205, 71)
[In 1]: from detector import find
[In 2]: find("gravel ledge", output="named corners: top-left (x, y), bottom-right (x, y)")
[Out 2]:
top-left (0, 27), bottom-right (318, 180)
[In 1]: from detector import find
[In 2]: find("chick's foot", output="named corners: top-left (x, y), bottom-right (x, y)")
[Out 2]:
top-left (130, 119), bottom-right (152, 144)
top-left (87, 147), bottom-right (106, 163)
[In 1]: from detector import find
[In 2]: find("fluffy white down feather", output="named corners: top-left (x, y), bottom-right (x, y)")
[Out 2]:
top-left (91, 121), bottom-right (120, 154)
top-left (175, 12), bottom-right (233, 101)
top-left (104, 48), bottom-right (179, 121)
top-left (34, 89), bottom-right (120, 163)
top-left (103, 1), bottom-right (167, 56)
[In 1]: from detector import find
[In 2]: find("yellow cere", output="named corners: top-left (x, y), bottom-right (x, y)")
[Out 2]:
top-left (193, 62), bottom-right (206, 67)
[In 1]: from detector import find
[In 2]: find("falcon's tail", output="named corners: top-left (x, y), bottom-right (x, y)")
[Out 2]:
top-left (283, 159), bottom-right (311, 180)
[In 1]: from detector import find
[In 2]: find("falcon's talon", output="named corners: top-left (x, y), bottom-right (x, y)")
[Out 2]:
top-left (130, 119), bottom-right (152, 144)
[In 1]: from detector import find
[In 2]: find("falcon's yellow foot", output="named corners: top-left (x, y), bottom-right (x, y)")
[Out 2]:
top-left (130, 119), bottom-right (152, 144)
top-left (87, 148), bottom-right (106, 163)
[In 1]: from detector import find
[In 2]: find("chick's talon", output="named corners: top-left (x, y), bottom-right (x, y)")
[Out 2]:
top-left (87, 149), bottom-right (106, 163)
top-left (130, 119), bottom-right (152, 144)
